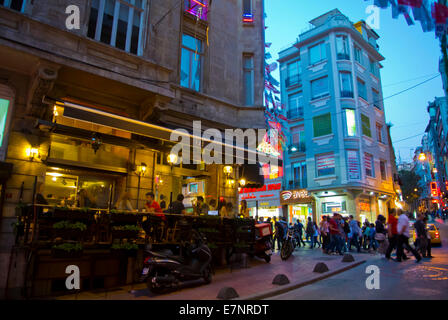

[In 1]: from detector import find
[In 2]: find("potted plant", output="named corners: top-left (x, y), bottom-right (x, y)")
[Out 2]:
top-left (110, 242), bottom-right (139, 257)
top-left (52, 242), bottom-right (83, 258)
top-left (53, 221), bottom-right (87, 239)
top-left (111, 225), bottom-right (141, 239)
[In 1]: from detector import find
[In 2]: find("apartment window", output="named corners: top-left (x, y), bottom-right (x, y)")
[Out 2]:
top-left (313, 113), bottom-right (332, 137)
top-left (380, 160), bottom-right (387, 180)
top-left (345, 109), bottom-right (357, 137)
top-left (286, 60), bottom-right (301, 87)
top-left (292, 129), bottom-right (306, 152)
top-left (369, 59), bottom-right (377, 76)
top-left (364, 153), bottom-right (374, 177)
top-left (288, 93), bottom-right (303, 119)
top-left (87, 0), bottom-right (146, 55)
top-left (361, 114), bottom-right (371, 138)
top-left (354, 46), bottom-right (363, 65)
top-left (376, 123), bottom-right (383, 143)
top-left (347, 150), bottom-right (361, 180)
top-left (316, 153), bottom-right (336, 177)
top-left (340, 72), bottom-right (353, 98)
top-left (293, 161), bottom-right (307, 188)
top-left (242, 0), bottom-right (253, 22)
top-left (180, 34), bottom-right (203, 91)
top-left (336, 35), bottom-right (350, 60)
top-left (184, 0), bottom-right (208, 21)
top-left (372, 89), bottom-right (381, 109)
top-left (357, 78), bottom-right (367, 100)
top-left (0, 0), bottom-right (26, 12)
top-left (0, 98), bottom-right (10, 148)
top-left (243, 54), bottom-right (254, 105)
top-left (309, 42), bottom-right (327, 65)
top-left (311, 76), bottom-right (329, 100)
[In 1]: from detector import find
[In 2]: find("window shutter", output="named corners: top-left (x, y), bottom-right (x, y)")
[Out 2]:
top-left (361, 114), bottom-right (371, 137)
top-left (313, 113), bottom-right (332, 137)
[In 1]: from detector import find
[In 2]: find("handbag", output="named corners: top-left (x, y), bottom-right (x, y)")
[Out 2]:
top-left (375, 233), bottom-right (386, 241)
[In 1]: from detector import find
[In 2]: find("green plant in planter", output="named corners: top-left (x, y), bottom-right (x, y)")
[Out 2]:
top-left (111, 243), bottom-right (138, 250)
top-left (112, 225), bottom-right (141, 231)
top-left (52, 242), bottom-right (83, 252)
top-left (53, 221), bottom-right (87, 231)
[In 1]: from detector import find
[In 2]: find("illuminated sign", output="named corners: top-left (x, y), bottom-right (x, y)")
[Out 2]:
top-left (239, 183), bottom-right (282, 194)
top-left (431, 182), bottom-right (438, 197)
top-left (359, 202), bottom-right (370, 212)
top-left (280, 189), bottom-right (313, 204)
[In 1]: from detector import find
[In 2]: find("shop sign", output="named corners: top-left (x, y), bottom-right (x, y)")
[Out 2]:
top-left (359, 202), bottom-right (370, 212)
top-left (280, 189), bottom-right (313, 204)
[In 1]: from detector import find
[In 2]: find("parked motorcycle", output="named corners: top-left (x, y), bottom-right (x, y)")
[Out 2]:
top-left (140, 230), bottom-right (213, 294)
top-left (254, 223), bottom-right (273, 263)
top-left (280, 226), bottom-right (295, 260)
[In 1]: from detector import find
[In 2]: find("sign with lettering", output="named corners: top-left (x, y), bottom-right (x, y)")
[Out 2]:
top-left (280, 189), bottom-right (313, 205)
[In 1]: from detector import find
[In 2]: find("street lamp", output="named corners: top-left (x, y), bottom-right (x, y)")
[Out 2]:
top-left (135, 162), bottom-right (147, 210)
top-left (418, 153), bottom-right (426, 162)
top-left (239, 178), bottom-right (247, 187)
top-left (167, 153), bottom-right (179, 165)
top-left (223, 165), bottom-right (233, 176)
top-left (26, 147), bottom-right (40, 161)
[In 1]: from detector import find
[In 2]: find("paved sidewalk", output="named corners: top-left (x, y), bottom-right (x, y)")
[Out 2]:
top-left (57, 247), bottom-right (381, 300)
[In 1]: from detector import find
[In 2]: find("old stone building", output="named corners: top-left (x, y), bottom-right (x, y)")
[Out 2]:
top-left (0, 0), bottom-right (266, 298)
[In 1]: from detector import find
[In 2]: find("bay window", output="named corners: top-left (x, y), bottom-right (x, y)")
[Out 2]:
top-left (336, 35), bottom-right (350, 60)
top-left (340, 72), bottom-right (353, 98)
top-left (311, 76), bottom-right (329, 100)
top-left (316, 153), bottom-right (335, 177)
top-left (309, 42), bottom-right (327, 65)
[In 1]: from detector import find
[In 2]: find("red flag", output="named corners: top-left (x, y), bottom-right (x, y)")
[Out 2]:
top-left (432, 2), bottom-right (448, 24)
top-left (397, 0), bottom-right (422, 8)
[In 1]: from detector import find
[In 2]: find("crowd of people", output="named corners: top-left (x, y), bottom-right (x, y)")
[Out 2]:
top-left (262, 208), bottom-right (437, 262)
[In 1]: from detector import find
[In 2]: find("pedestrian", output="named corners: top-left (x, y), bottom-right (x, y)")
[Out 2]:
top-left (306, 217), bottom-right (314, 247)
top-left (375, 215), bottom-right (387, 253)
top-left (294, 219), bottom-right (306, 247)
top-left (396, 209), bottom-right (422, 262)
top-left (348, 215), bottom-right (361, 252)
top-left (342, 217), bottom-right (350, 252)
top-left (218, 199), bottom-right (227, 217)
top-left (313, 221), bottom-right (321, 248)
top-left (363, 223), bottom-right (371, 250)
top-left (320, 216), bottom-right (330, 253)
top-left (240, 199), bottom-right (249, 218)
top-left (385, 208), bottom-right (399, 260)
top-left (369, 223), bottom-right (378, 251)
top-left (274, 217), bottom-right (285, 251)
top-left (328, 213), bottom-right (343, 255)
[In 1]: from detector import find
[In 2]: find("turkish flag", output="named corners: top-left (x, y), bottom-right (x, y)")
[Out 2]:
top-left (397, 0), bottom-right (422, 8)
top-left (432, 2), bottom-right (448, 24)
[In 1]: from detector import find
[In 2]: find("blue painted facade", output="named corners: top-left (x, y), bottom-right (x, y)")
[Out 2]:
top-left (278, 10), bottom-right (395, 223)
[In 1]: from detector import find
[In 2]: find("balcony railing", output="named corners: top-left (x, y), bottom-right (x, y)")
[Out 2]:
top-left (285, 75), bottom-right (301, 88)
top-left (287, 108), bottom-right (304, 119)
top-left (341, 91), bottom-right (354, 98)
top-left (0, 0), bottom-right (27, 12)
top-left (337, 53), bottom-right (350, 60)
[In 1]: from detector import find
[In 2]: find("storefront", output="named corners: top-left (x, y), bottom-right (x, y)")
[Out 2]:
top-left (280, 189), bottom-right (316, 224)
top-left (239, 179), bottom-right (282, 220)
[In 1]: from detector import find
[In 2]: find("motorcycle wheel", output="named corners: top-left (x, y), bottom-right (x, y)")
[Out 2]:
top-left (147, 281), bottom-right (167, 294)
top-left (264, 254), bottom-right (271, 263)
top-left (203, 265), bottom-right (212, 284)
top-left (280, 241), bottom-right (293, 260)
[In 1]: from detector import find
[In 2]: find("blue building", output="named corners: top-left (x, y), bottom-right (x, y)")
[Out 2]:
top-left (278, 9), bottom-right (395, 224)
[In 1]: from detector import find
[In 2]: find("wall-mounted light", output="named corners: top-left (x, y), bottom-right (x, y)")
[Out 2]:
top-left (223, 165), bottom-right (233, 175)
top-left (418, 153), bottom-right (426, 162)
top-left (26, 147), bottom-right (40, 161)
top-left (167, 153), bottom-right (178, 165)
top-left (432, 168), bottom-right (438, 173)
top-left (136, 162), bottom-right (147, 176)
top-left (239, 178), bottom-right (246, 187)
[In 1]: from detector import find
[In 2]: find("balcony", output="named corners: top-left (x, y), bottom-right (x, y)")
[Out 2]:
top-left (341, 91), bottom-right (354, 98)
top-left (288, 143), bottom-right (306, 154)
top-left (337, 53), bottom-right (350, 60)
top-left (287, 108), bottom-right (304, 119)
top-left (285, 75), bottom-right (301, 88)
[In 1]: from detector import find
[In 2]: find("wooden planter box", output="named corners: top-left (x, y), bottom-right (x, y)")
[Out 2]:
top-left (110, 214), bottom-right (141, 224)
top-left (53, 210), bottom-right (93, 221)
top-left (53, 229), bottom-right (86, 239)
top-left (110, 249), bottom-right (138, 257)
top-left (111, 230), bottom-right (139, 239)
top-left (51, 249), bottom-right (83, 259)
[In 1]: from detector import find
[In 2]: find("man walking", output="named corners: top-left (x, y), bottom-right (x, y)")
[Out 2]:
top-left (293, 219), bottom-right (306, 247)
top-left (348, 215), bottom-right (361, 252)
top-left (385, 208), bottom-right (399, 260)
top-left (328, 214), bottom-right (343, 255)
top-left (396, 210), bottom-right (421, 262)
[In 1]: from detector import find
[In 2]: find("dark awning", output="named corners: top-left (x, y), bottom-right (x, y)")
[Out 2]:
top-left (44, 97), bottom-right (282, 166)
top-left (239, 164), bottom-right (265, 188)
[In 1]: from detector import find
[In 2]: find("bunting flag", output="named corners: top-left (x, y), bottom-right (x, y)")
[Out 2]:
top-left (365, 0), bottom-right (445, 36)
top-left (265, 52), bottom-right (272, 60)
top-left (265, 42), bottom-right (272, 48)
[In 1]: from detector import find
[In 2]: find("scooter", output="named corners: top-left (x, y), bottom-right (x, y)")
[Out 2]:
top-left (140, 230), bottom-right (213, 294)
top-left (254, 223), bottom-right (273, 263)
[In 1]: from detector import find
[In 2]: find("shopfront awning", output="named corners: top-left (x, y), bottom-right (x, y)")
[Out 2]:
top-left (43, 97), bottom-right (281, 167)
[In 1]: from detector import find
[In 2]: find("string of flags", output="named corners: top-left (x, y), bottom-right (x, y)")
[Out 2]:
top-left (364, 0), bottom-right (448, 37)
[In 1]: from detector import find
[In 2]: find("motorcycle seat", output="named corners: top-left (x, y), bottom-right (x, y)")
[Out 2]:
top-left (149, 251), bottom-right (185, 263)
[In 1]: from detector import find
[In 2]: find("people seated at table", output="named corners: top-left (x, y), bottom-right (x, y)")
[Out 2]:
top-left (145, 192), bottom-right (163, 214)
top-left (168, 194), bottom-right (186, 215)
top-left (114, 191), bottom-right (133, 211)
top-left (77, 189), bottom-right (95, 208)
top-left (196, 196), bottom-right (209, 215)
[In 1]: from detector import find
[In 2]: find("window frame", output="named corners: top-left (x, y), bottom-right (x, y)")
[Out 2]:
top-left (376, 122), bottom-right (383, 143)
top-left (313, 113), bottom-right (332, 138)
top-left (344, 108), bottom-right (357, 137)
top-left (361, 113), bottom-right (372, 138)
top-left (316, 153), bottom-right (336, 177)
top-left (180, 34), bottom-right (203, 92)
top-left (0, 85), bottom-right (15, 162)
top-left (286, 59), bottom-right (301, 87)
top-left (347, 149), bottom-right (361, 180)
top-left (339, 72), bottom-right (354, 98)
top-left (380, 160), bottom-right (387, 180)
top-left (372, 89), bottom-right (381, 109)
top-left (88, 0), bottom-right (147, 56)
top-left (354, 46), bottom-right (363, 65)
top-left (309, 42), bottom-right (327, 65)
top-left (0, 0), bottom-right (27, 12)
top-left (357, 78), bottom-right (367, 101)
top-left (336, 35), bottom-right (350, 60)
top-left (364, 152), bottom-right (374, 178)
top-left (243, 53), bottom-right (255, 105)
top-left (287, 92), bottom-right (303, 119)
top-left (311, 76), bottom-right (329, 100)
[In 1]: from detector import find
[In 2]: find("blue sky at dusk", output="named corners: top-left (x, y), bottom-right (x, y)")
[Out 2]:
top-left (264, 0), bottom-right (445, 163)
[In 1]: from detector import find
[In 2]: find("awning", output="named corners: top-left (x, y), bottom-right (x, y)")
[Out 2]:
top-left (44, 97), bottom-right (281, 166)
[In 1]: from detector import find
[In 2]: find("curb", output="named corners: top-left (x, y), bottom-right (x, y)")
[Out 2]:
top-left (237, 260), bottom-right (367, 300)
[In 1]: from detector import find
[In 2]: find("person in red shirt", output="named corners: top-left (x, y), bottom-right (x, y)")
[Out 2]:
top-left (145, 192), bottom-right (166, 220)
top-left (385, 208), bottom-right (400, 260)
